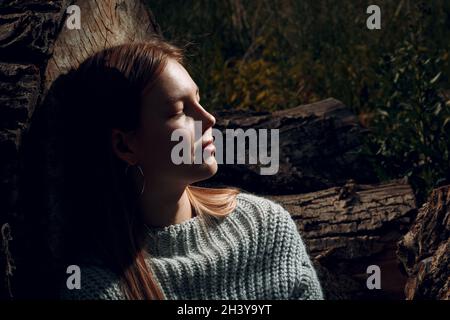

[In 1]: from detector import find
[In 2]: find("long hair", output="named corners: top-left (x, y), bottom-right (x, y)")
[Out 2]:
top-left (58, 38), bottom-right (240, 299)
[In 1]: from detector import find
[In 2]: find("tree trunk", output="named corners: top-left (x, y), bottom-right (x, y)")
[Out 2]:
top-left (0, 0), bottom-right (160, 299)
top-left (44, 0), bottom-right (160, 90)
top-left (199, 98), bottom-right (378, 195)
top-left (268, 178), bottom-right (417, 299)
top-left (398, 185), bottom-right (450, 300)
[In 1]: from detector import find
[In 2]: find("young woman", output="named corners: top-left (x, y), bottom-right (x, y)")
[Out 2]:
top-left (58, 38), bottom-right (323, 300)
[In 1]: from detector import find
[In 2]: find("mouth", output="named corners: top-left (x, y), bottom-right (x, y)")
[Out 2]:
top-left (201, 139), bottom-right (216, 157)
top-left (202, 139), bottom-right (214, 149)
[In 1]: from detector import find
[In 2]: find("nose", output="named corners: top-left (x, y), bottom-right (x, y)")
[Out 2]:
top-left (196, 106), bottom-right (216, 131)
top-left (204, 111), bottom-right (216, 129)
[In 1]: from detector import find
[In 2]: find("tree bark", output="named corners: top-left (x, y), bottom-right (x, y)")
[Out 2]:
top-left (44, 0), bottom-right (160, 90)
top-left (398, 185), bottom-right (450, 300)
top-left (268, 178), bottom-right (417, 299)
top-left (0, 0), bottom-right (160, 299)
top-left (199, 98), bottom-right (378, 195)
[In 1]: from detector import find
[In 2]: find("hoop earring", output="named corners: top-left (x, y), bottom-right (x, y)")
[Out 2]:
top-left (125, 164), bottom-right (145, 196)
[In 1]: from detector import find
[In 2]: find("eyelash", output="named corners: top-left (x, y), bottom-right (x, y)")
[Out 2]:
top-left (173, 111), bottom-right (185, 118)
top-left (171, 96), bottom-right (198, 118)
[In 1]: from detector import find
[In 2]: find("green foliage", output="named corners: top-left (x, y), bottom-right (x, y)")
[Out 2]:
top-left (364, 7), bottom-right (450, 203)
top-left (148, 0), bottom-right (450, 202)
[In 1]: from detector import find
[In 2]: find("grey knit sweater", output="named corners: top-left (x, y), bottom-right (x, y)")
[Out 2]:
top-left (60, 192), bottom-right (323, 300)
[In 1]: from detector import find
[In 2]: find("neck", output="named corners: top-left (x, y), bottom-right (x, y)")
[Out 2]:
top-left (138, 183), bottom-right (194, 228)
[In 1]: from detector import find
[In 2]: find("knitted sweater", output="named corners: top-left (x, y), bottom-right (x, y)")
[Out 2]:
top-left (60, 192), bottom-right (324, 300)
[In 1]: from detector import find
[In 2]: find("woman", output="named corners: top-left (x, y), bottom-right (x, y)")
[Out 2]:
top-left (58, 37), bottom-right (323, 300)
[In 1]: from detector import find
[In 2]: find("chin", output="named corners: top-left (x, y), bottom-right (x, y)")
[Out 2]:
top-left (188, 157), bottom-right (218, 183)
top-left (199, 157), bottom-right (218, 178)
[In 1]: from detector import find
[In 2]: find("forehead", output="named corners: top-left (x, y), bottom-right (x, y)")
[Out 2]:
top-left (144, 58), bottom-right (197, 104)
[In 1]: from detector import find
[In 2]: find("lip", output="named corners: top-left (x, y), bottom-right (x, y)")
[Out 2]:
top-left (202, 139), bottom-right (214, 149)
top-left (203, 143), bottom-right (216, 157)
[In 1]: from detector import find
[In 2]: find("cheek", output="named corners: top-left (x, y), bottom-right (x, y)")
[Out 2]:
top-left (133, 126), bottom-right (166, 166)
top-left (139, 121), bottom-right (195, 166)
top-left (167, 122), bottom-right (195, 159)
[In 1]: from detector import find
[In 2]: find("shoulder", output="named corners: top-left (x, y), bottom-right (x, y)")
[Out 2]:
top-left (236, 192), bottom-right (323, 299)
top-left (236, 192), bottom-right (314, 265)
top-left (235, 191), bottom-right (297, 232)
top-left (234, 192), bottom-right (302, 248)
top-left (236, 192), bottom-right (289, 217)
top-left (60, 264), bottom-right (125, 300)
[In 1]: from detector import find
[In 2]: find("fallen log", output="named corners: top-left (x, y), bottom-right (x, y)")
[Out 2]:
top-left (199, 98), bottom-right (378, 195)
top-left (397, 185), bottom-right (450, 300)
top-left (268, 178), bottom-right (417, 299)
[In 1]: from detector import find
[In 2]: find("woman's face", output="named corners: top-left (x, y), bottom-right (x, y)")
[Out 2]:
top-left (125, 58), bottom-right (218, 187)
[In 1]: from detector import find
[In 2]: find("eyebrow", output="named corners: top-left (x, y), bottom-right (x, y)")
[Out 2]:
top-left (166, 85), bottom-right (200, 105)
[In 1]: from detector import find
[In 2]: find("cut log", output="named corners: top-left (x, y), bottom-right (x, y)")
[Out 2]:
top-left (268, 178), bottom-right (417, 299)
top-left (45, 0), bottom-right (160, 90)
top-left (0, 0), bottom-right (160, 299)
top-left (198, 98), bottom-right (378, 195)
top-left (397, 185), bottom-right (450, 300)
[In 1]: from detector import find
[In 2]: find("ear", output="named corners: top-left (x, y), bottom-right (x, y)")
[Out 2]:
top-left (111, 128), bottom-right (139, 165)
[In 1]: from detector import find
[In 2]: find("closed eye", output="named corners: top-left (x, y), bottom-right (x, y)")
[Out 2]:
top-left (172, 110), bottom-right (185, 118)
top-left (168, 100), bottom-right (185, 118)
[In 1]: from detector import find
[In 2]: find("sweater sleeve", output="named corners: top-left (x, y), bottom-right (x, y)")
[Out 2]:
top-left (271, 202), bottom-right (324, 300)
top-left (60, 265), bottom-right (126, 300)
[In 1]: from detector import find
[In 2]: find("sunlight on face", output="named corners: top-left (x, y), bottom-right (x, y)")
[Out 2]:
top-left (136, 58), bottom-right (217, 187)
